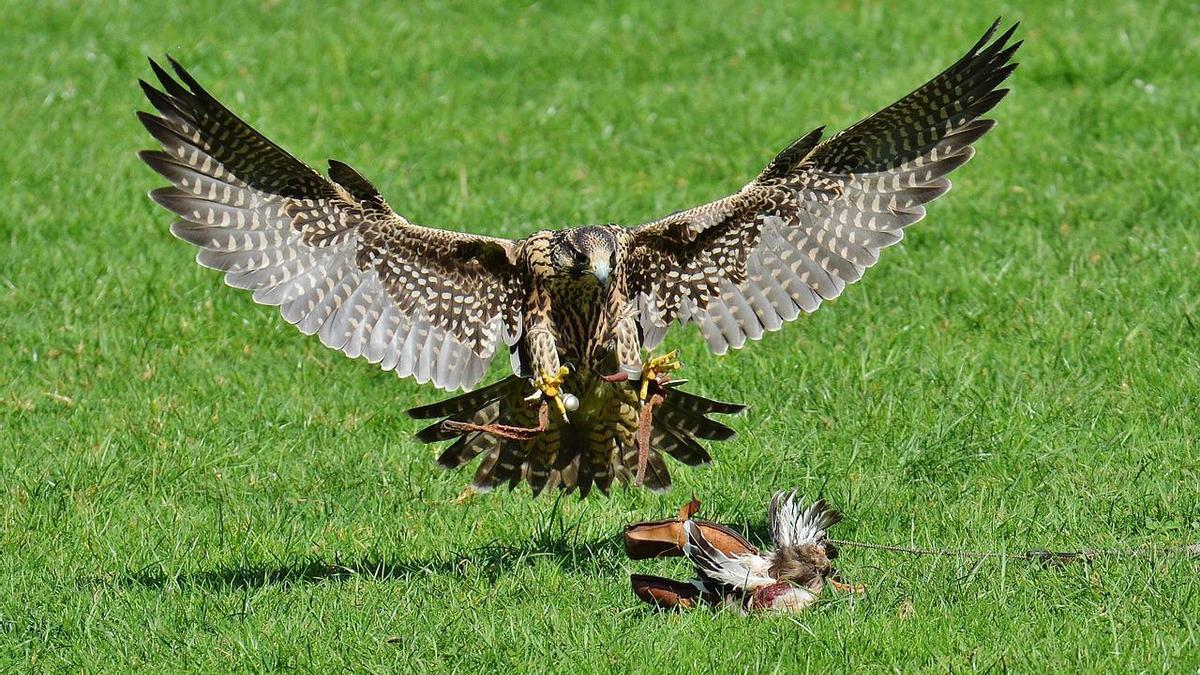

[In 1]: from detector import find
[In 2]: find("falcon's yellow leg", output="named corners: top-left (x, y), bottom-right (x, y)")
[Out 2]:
top-left (639, 350), bottom-right (682, 401)
top-left (525, 365), bottom-right (575, 421)
top-left (452, 486), bottom-right (477, 504)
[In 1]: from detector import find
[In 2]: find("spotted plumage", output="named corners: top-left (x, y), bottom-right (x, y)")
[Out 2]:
top-left (139, 20), bottom-right (1019, 496)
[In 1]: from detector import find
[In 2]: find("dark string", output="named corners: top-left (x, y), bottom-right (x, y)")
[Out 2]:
top-left (828, 538), bottom-right (1200, 564)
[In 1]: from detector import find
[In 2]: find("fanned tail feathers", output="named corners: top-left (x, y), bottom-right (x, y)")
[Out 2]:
top-left (407, 378), bottom-right (744, 497)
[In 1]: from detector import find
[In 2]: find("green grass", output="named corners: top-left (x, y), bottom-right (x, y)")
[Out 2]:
top-left (3, 0), bottom-right (1200, 670)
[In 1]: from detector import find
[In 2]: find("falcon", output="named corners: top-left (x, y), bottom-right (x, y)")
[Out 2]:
top-left (138, 20), bottom-right (1019, 497)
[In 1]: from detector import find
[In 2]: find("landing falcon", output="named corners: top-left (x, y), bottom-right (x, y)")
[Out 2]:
top-left (138, 21), bottom-right (1020, 496)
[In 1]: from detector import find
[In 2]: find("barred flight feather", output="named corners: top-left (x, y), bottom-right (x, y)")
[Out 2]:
top-left (627, 19), bottom-right (1019, 355)
top-left (139, 58), bottom-right (523, 391)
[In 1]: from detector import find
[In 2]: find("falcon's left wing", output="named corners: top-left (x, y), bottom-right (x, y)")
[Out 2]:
top-left (626, 20), bottom-right (1020, 354)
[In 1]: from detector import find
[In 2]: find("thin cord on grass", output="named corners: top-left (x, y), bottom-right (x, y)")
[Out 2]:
top-left (828, 539), bottom-right (1200, 564)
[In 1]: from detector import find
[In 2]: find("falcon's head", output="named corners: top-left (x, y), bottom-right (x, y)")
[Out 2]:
top-left (547, 226), bottom-right (618, 286)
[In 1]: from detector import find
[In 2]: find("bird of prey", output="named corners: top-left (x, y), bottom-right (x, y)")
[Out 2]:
top-left (138, 20), bottom-right (1019, 497)
top-left (629, 491), bottom-right (848, 614)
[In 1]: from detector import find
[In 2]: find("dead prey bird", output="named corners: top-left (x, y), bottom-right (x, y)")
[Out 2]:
top-left (628, 491), bottom-right (856, 614)
top-left (137, 21), bottom-right (1019, 496)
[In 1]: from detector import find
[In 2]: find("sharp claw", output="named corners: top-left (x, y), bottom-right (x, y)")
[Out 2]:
top-left (639, 350), bottom-right (682, 401)
top-left (530, 366), bottom-right (573, 422)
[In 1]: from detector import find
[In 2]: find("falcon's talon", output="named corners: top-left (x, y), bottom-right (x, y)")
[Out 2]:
top-left (528, 366), bottom-right (573, 421)
top-left (452, 486), bottom-right (477, 504)
top-left (639, 350), bottom-right (682, 401)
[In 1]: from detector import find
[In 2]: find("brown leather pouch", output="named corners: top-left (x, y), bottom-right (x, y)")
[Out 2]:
top-left (623, 498), bottom-right (758, 559)
top-left (630, 574), bottom-right (702, 609)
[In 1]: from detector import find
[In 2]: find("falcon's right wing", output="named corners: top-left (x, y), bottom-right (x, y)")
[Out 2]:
top-left (138, 58), bottom-right (526, 391)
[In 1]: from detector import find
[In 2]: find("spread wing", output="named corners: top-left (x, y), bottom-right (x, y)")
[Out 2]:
top-left (682, 521), bottom-right (775, 590)
top-left (767, 491), bottom-right (843, 549)
top-left (626, 20), bottom-right (1020, 354)
top-left (138, 58), bottom-right (525, 391)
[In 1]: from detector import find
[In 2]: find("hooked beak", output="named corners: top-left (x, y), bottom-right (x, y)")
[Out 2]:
top-left (588, 256), bottom-right (611, 286)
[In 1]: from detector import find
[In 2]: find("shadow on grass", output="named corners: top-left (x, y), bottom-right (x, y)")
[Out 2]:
top-left (95, 532), bottom-right (626, 592)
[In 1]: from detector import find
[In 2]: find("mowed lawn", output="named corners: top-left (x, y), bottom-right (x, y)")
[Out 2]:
top-left (2, 0), bottom-right (1199, 670)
